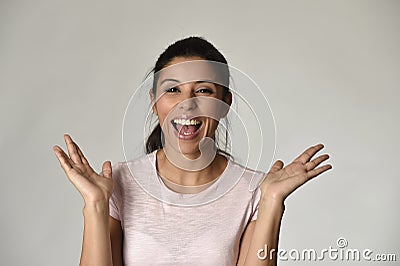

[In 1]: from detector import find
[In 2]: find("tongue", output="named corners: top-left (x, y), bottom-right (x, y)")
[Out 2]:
top-left (178, 125), bottom-right (198, 134)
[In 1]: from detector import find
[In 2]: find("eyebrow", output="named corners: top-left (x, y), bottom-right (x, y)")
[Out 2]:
top-left (160, 78), bottom-right (180, 86)
top-left (160, 79), bottom-right (216, 86)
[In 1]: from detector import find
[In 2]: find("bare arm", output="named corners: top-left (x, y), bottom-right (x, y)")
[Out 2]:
top-left (81, 201), bottom-right (113, 266)
top-left (53, 134), bottom-right (116, 266)
top-left (109, 216), bottom-right (123, 266)
top-left (237, 221), bottom-right (255, 265)
top-left (238, 199), bottom-right (284, 266)
top-left (238, 144), bottom-right (332, 265)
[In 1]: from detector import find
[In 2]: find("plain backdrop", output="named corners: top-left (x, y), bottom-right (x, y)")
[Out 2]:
top-left (1, 0), bottom-right (399, 265)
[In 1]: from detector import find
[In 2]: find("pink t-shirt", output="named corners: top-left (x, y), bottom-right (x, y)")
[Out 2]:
top-left (109, 150), bottom-right (264, 265)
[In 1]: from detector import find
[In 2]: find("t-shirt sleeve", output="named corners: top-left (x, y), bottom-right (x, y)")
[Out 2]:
top-left (109, 163), bottom-right (122, 221)
top-left (250, 186), bottom-right (262, 221)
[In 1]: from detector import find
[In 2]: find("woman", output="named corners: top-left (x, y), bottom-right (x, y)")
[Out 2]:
top-left (53, 37), bottom-right (332, 265)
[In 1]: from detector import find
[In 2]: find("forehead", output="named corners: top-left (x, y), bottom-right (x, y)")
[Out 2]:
top-left (156, 60), bottom-right (228, 87)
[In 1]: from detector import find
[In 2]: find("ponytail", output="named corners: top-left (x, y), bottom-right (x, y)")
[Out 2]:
top-left (146, 123), bottom-right (163, 154)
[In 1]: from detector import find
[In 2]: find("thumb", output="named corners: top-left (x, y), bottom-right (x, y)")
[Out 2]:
top-left (270, 160), bottom-right (284, 173)
top-left (102, 161), bottom-right (112, 179)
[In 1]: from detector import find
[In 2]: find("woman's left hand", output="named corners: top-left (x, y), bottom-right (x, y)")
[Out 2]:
top-left (259, 144), bottom-right (332, 202)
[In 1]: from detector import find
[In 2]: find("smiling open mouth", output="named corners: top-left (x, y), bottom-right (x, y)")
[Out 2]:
top-left (171, 118), bottom-right (203, 138)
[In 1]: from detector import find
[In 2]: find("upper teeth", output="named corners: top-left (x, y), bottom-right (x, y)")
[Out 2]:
top-left (173, 119), bottom-right (201, 125)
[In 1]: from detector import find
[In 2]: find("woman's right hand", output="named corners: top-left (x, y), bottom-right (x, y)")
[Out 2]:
top-left (53, 134), bottom-right (114, 205)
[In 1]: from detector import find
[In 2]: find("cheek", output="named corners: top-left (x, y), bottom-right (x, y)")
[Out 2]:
top-left (206, 118), bottom-right (220, 132)
top-left (155, 99), bottom-right (176, 123)
top-left (197, 98), bottom-right (228, 121)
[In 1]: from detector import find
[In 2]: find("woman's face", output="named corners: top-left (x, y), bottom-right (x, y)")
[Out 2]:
top-left (151, 56), bottom-right (231, 159)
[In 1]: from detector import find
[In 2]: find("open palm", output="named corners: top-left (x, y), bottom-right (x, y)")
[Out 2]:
top-left (260, 144), bottom-right (332, 201)
top-left (53, 134), bottom-right (114, 204)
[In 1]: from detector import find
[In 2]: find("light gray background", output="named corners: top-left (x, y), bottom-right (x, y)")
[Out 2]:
top-left (1, 0), bottom-right (398, 265)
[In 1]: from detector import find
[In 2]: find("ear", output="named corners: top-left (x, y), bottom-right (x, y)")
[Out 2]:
top-left (149, 90), bottom-right (158, 116)
top-left (224, 91), bottom-right (232, 107)
top-left (220, 91), bottom-right (232, 118)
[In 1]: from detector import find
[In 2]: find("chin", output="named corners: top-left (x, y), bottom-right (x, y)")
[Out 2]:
top-left (174, 142), bottom-right (202, 157)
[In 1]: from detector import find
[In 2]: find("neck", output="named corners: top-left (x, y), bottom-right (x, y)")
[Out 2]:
top-left (155, 149), bottom-right (228, 187)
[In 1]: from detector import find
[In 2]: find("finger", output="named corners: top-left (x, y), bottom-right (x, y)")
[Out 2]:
top-left (269, 160), bottom-right (284, 173)
top-left (76, 144), bottom-right (89, 165)
top-left (283, 164), bottom-right (332, 196)
top-left (102, 161), bottom-right (112, 179)
top-left (305, 154), bottom-right (330, 171)
top-left (64, 134), bottom-right (82, 164)
top-left (307, 164), bottom-right (332, 179)
top-left (293, 143), bottom-right (324, 164)
top-left (53, 145), bottom-right (74, 174)
top-left (75, 144), bottom-right (97, 178)
top-left (278, 163), bottom-right (332, 199)
top-left (54, 145), bottom-right (95, 195)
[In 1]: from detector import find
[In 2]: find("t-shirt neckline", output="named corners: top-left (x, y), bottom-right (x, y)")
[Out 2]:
top-left (149, 149), bottom-right (233, 198)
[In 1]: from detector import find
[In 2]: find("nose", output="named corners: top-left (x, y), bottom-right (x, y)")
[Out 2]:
top-left (179, 96), bottom-right (198, 111)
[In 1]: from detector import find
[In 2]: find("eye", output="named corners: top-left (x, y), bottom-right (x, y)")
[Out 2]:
top-left (165, 87), bottom-right (180, 93)
top-left (196, 87), bottom-right (213, 94)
